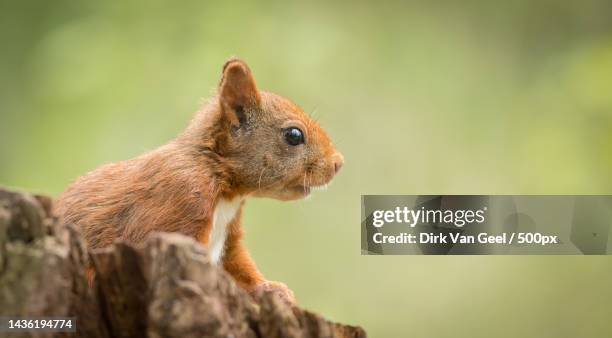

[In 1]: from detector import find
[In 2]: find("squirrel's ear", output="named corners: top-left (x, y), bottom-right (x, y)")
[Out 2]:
top-left (218, 58), bottom-right (261, 119)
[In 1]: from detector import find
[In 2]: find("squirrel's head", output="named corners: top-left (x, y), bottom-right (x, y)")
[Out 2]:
top-left (206, 58), bottom-right (343, 200)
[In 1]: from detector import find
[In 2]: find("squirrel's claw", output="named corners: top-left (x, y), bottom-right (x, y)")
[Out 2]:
top-left (251, 280), bottom-right (296, 306)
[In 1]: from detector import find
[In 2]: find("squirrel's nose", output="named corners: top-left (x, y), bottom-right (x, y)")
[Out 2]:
top-left (332, 152), bottom-right (344, 174)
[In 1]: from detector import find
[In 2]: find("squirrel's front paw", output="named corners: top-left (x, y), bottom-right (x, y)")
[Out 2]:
top-left (251, 280), bottom-right (296, 305)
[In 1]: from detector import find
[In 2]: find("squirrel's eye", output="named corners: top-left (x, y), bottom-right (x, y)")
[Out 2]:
top-left (284, 127), bottom-right (304, 146)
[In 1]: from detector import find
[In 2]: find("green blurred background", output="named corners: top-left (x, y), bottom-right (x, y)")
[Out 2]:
top-left (1, 1), bottom-right (612, 337)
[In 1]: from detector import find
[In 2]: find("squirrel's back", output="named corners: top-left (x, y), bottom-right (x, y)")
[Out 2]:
top-left (55, 142), bottom-right (217, 248)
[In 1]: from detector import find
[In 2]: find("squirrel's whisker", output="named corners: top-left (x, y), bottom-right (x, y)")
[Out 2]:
top-left (258, 167), bottom-right (266, 192)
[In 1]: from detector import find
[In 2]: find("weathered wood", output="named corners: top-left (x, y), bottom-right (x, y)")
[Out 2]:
top-left (0, 187), bottom-right (366, 338)
top-left (0, 188), bottom-right (108, 338)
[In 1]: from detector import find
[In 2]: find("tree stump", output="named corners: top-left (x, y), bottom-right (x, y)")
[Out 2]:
top-left (0, 187), bottom-right (366, 338)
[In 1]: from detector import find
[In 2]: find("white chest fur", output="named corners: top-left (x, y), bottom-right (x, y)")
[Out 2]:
top-left (209, 197), bottom-right (242, 265)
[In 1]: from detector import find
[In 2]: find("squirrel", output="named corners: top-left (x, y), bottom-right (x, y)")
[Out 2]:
top-left (54, 58), bottom-right (343, 304)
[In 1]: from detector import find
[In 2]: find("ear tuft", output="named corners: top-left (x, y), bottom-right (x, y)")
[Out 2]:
top-left (219, 58), bottom-right (261, 116)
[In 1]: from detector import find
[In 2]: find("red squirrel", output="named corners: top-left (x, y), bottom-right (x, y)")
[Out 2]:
top-left (54, 58), bottom-right (343, 303)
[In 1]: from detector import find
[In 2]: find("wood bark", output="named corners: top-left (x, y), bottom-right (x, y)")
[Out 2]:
top-left (0, 187), bottom-right (366, 338)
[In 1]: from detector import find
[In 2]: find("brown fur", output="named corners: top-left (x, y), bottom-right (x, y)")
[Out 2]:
top-left (55, 58), bottom-right (343, 301)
